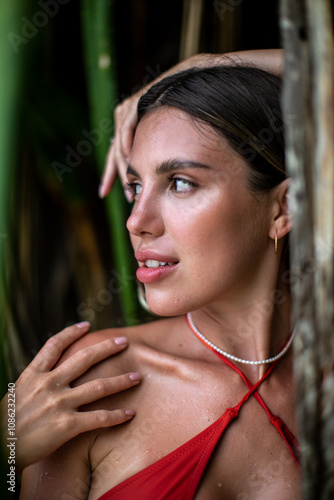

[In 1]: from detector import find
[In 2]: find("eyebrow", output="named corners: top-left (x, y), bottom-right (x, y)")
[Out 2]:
top-left (126, 159), bottom-right (210, 178)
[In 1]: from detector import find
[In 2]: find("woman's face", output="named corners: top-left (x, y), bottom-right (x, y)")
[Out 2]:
top-left (126, 107), bottom-right (274, 316)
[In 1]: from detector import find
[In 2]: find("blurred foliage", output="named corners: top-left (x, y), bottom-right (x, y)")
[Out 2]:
top-left (0, 0), bottom-right (27, 397)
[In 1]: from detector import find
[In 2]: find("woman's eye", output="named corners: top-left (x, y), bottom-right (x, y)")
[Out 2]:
top-left (170, 178), bottom-right (195, 193)
top-left (125, 182), bottom-right (142, 199)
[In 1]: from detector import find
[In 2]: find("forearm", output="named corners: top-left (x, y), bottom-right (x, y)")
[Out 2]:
top-left (140, 49), bottom-right (283, 95)
top-left (190, 49), bottom-right (283, 74)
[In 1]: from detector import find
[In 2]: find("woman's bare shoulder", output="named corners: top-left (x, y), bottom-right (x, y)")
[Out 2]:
top-left (54, 316), bottom-right (186, 387)
top-left (60, 315), bottom-right (184, 361)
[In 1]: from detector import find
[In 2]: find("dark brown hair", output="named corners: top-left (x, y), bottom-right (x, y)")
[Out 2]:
top-left (137, 65), bottom-right (286, 193)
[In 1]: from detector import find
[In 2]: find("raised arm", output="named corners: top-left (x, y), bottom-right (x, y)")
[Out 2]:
top-left (99, 49), bottom-right (283, 198)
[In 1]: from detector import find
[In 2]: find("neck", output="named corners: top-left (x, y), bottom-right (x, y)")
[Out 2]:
top-left (190, 284), bottom-right (292, 379)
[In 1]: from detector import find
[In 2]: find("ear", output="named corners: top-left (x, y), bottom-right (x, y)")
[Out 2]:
top-left (268, 178), bottom-right (293, 241)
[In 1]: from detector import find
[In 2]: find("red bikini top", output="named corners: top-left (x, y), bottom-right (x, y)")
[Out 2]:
top-left (98, 318), bottom-right (299, 500)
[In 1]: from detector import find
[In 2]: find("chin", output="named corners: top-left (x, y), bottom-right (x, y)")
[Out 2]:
top-left (146, 290), bottom-right (194, 317)
top-left (148, 302), bottom-right (184, 318)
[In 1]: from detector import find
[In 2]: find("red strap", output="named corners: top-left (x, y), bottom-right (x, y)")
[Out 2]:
top-left (186, 315), bottom-right (300, 468)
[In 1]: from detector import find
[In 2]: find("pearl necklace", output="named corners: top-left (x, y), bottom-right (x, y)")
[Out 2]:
top-left (186, 313), bottom-right (296, 365)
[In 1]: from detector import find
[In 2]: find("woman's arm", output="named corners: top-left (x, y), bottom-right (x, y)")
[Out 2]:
top-left (1, 322), bottom-right (140, 474)
top-left (99, 49), bottom-right (283, 198)
top-left (20, 432), bottom-right (92, 500)
top-left (18, 324), bottom-right (141, 499)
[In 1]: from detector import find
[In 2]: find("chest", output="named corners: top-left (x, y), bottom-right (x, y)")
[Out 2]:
top-left (87, 359), bottom-right (299, 500)
top-left (194, 397), bottom-right (300, 499)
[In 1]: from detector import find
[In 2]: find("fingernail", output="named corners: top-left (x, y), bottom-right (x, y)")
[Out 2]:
top-left (114, 336), bottom-right (128, 346)
top-left (124, 189), bottom-right (132, 203)
top-left (129, 372), bottom-right (141, 381)
top-left (98, 184), bottom-right (105, 199)
top-left (76, 321), bottom-right (90, 329)
top-left (125, 409), bottom-right (136, 416)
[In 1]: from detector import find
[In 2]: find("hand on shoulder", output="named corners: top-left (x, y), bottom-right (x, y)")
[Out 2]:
top-left (1, 322), bottom-right (141, 473)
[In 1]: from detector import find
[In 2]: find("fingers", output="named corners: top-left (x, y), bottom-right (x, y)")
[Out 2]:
top-left (70, 372), bottom-right (141, 407)
top-left (121, 126), bottom-right (134, 159)
top-left (98, 147), bottom-right (117, 198)
top-left (99, 143), bottom-right (129, 200)
top-left (30, 322), bottom-right (91, 373)
top-left (72, 408), bottom-right (136, 435)
top-left (99, 143), bottom-right (125, 198)
top-left (115, 147), bottom-right (130, 187)
top-left (55, 337), bottom-right (129, 384)
top-left (113, 127), bottom-right (128, 186)
top-left (99, 93), bottom-right (140, 199)
top-left (120, 101), bottom-right (138, 157)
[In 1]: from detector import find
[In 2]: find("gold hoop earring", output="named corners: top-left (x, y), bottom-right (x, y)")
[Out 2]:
top-left (274, 230), bottom-right (278, 254)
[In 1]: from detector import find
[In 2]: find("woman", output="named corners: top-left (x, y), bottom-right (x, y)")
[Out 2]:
top-left (17, 61), bottom-right (300, 499)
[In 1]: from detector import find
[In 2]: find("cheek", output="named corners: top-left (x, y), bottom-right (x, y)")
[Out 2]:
top-left (170, 198), bottom-right (238, 246)
top-left (173, 199), bottom-right (260, 271)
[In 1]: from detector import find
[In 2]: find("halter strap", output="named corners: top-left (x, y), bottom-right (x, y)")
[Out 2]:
top-left (185, 314), bottom-right (300, 467)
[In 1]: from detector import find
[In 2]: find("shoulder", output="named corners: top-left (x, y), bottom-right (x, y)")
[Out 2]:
top-left (60, 315), bottom-right (187, 360)
top-left (56, 315), bottom-right (189, 382)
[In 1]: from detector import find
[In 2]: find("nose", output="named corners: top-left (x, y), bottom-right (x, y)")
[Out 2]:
top-left (126, 193), bottom-right (164, 238)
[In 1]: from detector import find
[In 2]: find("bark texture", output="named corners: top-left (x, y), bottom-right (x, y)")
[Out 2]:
top-left (279, 1), bottom-right (334, 498)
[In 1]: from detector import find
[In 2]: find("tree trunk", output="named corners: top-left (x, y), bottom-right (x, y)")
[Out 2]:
top-left (279, 0), bottom-right (334, 498)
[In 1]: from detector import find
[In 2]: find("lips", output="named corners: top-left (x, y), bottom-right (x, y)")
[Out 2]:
top-left (135, 250), bottom-right (178, 265)
top-left (134, 250), bottom-right (179, 283)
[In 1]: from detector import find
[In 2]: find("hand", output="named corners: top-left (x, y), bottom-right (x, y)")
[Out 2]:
top-left (98, 49), bottom-right (283, 199)
top-left (99, 91), bottom-right (141, 200)
top-left (1, 322), bottom-right (140, 473)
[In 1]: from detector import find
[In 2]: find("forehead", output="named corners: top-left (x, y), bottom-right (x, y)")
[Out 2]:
top-left (131, 107), bottom-right (235, 167)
